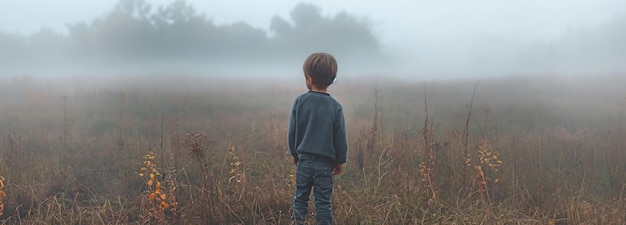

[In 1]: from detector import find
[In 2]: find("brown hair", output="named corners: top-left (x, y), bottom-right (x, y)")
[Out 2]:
top-left (303, 52), bottom-right (338, 89)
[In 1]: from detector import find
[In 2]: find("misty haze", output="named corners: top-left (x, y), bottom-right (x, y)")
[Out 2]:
top-left (1, 1), bottom-right (381, 77)
top-left (0, 0), bottom-right (626, 224)
top-left (1, 0), bottom-right (625, 77)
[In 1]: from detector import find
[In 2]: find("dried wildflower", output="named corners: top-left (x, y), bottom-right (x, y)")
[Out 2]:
top-left (475, 165), bottom-right (487, 193)
top-left (228, 146), bottom-right (243, 184)
top-left (138, 150), bottom-right (177, 218)
top-left (183, 133), bottom-right (214, 161)
top-left (288, 167), bottom-right (296, 187)
top-left (478, 139), bottom-right (502, 170)
top-left (0, 175), bottom-right (5, 218)
top-left (475, 139), bottom-right (504, 200)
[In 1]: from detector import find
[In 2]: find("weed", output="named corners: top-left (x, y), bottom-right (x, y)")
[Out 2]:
top-left (138, 151), bottom-right (176, 223)
top-left (0, 175), bottom-right (5, 218)
top-left (182, 132), bottom-right (223, 223)
top-left (419, 87), bottom-right (437, 205)
top-left (227, 146), bottom-right (243, 185)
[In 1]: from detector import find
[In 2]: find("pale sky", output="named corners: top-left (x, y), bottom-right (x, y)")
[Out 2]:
top-left (1, 0), bottom-right (625, 43)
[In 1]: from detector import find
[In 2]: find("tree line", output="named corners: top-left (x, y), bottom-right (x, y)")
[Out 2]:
top-left (0, 0), bottom-right (381, 72)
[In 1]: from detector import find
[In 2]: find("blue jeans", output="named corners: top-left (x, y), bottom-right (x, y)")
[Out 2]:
top-left (292, 153), bottom-right (334, 225)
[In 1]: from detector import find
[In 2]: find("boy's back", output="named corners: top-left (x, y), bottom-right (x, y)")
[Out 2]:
top-left (288, 91), bottom-right (347, 164)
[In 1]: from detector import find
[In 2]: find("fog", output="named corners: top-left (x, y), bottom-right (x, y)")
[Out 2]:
top-left (3, 2), bottom-right (626, 224)
top-left (1, 0), bottom-right (625, 78)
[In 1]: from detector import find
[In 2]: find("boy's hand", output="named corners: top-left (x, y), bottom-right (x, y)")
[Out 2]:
top-left (332, 163), bottom-right (342, 175)
top-left (293, 157), bottom-right (299, 165)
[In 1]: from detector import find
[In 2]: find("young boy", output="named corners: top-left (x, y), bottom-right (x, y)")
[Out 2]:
top-left (288, 52), bottom-right (348, 225)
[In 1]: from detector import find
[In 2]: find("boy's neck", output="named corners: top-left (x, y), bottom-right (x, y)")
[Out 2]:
top-left (310, 87), bottom-right (328, 93)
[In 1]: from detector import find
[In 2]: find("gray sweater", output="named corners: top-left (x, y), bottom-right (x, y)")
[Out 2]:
top-left (288, 91), bottom-right (348, 163)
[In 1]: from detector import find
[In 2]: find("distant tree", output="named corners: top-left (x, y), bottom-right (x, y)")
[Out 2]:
top-left (516, 11), bottom-right (626, 73)
top-left (152, 0), bottom-right (201, 26)
top-left (115, 0), bottom-right (152, 20)
top-left (290, 3), bottom-right (323, 28)
top-left (28, 27), bottom-right (69, 60)
top-left (79, 0), bottom-right (155, 60)
top-left (0, 0), bottom-right (385, 72)
top-left (270, 15), bottom-right (292, 37)
top-left (150, 0), bottom-right (213, 57)
top-left (0, 32), bottom-right (28, 65)
top-left (66, 22), bottom-right (93, 58)
top-left (215, 22), bottom-right (268, 58)
top-left (270, 3), bottom-right (381, 60)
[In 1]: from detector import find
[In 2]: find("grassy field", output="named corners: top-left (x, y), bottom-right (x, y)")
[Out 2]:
top-left (0, 74), bottom-right (625, 224)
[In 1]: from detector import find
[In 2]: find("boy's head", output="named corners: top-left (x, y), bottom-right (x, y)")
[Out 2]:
top-left (303, 52), bottom-right (337, 90)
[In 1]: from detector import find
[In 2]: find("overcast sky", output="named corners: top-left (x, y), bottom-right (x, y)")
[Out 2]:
top-left (1, 0), bottom-right (626, 77)
top-left (2, 0), bottom-right (625, 42)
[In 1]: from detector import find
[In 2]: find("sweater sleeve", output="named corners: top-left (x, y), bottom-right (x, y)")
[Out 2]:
top-left (333, 106), bottom-right (348, 163)
top-left (288, 99), bottom-right (298, 157)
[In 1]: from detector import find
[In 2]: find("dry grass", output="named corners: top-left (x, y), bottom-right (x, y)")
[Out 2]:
top-left (0, 74), bottom-right (625, 224)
